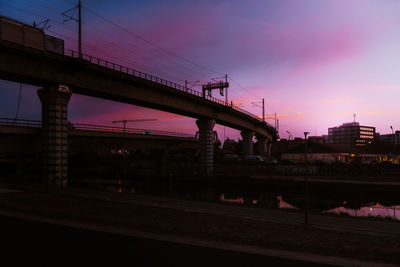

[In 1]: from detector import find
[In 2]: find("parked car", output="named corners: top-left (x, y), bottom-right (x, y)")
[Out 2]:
top-left (244, 155), bottom-right (264, 162)
top-left (223, 154), bottom-right (241, 161)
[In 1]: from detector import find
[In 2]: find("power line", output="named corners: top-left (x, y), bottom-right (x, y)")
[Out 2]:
top-left (7, 1), bottom-right (200, 82)
top-left (228, 76), bottom-right (261, 99)
top-left (0, 0), bottom-right (48, 19)
top-left (23, 0), bottom-right (210, 81)
top-left (5, 1), bottom-right (268, 110)
top-left (83, 6), bottom-right (224, 77)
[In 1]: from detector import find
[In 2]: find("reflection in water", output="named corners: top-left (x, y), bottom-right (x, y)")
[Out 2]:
top-left (219, 194), bottom-right (298, 210)
top-left (325, 203), bottom-right (399, 220)
top-left (105, 186), bottom-right (136, 194)
top-left (219, 194), bottom-right (398, 220)
top-left (83, 180), bottom-right (399, 221)
top-left (219, 194), bottom-right (244, 204)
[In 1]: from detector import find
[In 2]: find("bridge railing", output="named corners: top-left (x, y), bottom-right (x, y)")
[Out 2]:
top-left (0, 117), bottom-right (41, 128)
top-left (64, 49), bottom-right (269, 124)
top-left (0, 118), bottom-right (195, 138)
top-left (72, 123), bottom-right (195, 138)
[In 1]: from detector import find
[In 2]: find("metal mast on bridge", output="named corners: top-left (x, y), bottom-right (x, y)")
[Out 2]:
top-left (202, 74), bottom-right (229, 104)
top-left (62, 0), bottom-right (82, 58)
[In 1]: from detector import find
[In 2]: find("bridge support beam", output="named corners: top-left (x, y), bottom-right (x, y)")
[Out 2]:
top-left (267, 140), bottom-right (272, 159)
top-left (38, 86), bottom-right (72, 187)
top-left (241, 130), bottom-right (254, 156)
top-left (196, 119), bottom-right (215, 176)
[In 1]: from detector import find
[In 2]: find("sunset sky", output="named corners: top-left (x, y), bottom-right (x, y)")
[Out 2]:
top-left (1, 0), bottom-right (400, 140)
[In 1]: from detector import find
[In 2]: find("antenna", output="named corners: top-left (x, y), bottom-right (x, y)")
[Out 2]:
top-left (62, 0), bottom-right (82, 58)
top-left (353, 113), bottom-right (356, 123)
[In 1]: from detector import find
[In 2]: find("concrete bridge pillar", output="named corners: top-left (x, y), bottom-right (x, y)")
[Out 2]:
top-left (256, 135), bottom-right (267, 156)
top-left (266, 140), bottom-right (272, 159)
top-left (196, 119), bottom-right (215, 176)
top-left (241, 130), bottom-right (254, 156)
top-left (38, 85), bottom-right (72, 187)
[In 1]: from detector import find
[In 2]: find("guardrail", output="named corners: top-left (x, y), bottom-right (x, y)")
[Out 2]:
top-left (72, 123), bottom-right (195, 138)
top-left (64, 49), bottom-right (270, 125)
top-left (0, 117), bottom-right (41, 128)
top-left (0, 118), bottom-right (195, 138)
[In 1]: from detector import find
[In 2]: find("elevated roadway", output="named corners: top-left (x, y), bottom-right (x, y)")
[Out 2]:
top-left (0, 41), bottom-right (276, 140)
top-left (0, 37), bottom-right (276, 182)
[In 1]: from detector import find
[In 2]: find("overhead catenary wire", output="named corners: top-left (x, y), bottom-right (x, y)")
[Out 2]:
top-left (14, 0), bottom-right (262, 101)
top-left (4, 0), bottom-right (272, 113)
top-left (16, 0), bottom-right (206, 81)
top-left (22, 0), bottom-right (211, 83)
top-left (60, 0), bottom-right (214, 78)
top-left (83, 6), bottom-right (224, 77)
top-left (81, 3), bottom-right (270, 101)
top-left (5, 1), bottom-right (197, 82)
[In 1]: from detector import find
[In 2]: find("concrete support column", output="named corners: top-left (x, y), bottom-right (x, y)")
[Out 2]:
top-left (241, 130), bottom-right (254, 156)
top-left (196, 119), bottom-right (215, 176)
top-left (38, 86), bottom-right (71, 187)
top-left (256, 135), bottom-right (267, 156)
top-left (266, 140), bottom-right (272, 159)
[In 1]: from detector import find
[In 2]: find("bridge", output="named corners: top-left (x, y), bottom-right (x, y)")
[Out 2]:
top-left (0, 17), bottom-right (277, 186)
top-left (0, 118), bottom-right (199, 167)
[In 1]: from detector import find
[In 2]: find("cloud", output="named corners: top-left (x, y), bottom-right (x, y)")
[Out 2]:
top-left (309, 97), bottom-right (356, 105)
top-left (366, 111), bottom-right (384, 116)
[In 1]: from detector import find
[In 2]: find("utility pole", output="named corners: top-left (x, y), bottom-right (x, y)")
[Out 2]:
top-left (225, 74), bottom-right (228, 105)
top-left (62, 0), bottom-right (82, 58)
top-left (251, 98), bottom-right (265, 122)
top-left (78, 0), bottom-right (82, 58)
top-left (262, 98), bottom-right (265, 122)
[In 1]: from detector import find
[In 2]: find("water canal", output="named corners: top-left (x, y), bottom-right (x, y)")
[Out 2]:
top-left (71, 176), bottom-right (400, 222)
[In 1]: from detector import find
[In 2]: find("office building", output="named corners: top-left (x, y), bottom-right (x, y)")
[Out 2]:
top-left (328, 122), bottom-right (375, 146)
top-left (378, 131), bottom-right (400, 144)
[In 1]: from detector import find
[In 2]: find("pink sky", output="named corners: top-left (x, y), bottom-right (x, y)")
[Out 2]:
top-left (1, 0), bottom-right (400, 140)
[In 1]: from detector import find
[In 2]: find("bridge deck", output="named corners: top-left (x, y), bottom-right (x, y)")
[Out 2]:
top-left (0, 41), bottom-right (276, 139)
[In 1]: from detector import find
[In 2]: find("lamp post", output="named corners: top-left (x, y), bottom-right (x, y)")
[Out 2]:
top-left (391, 125), bottom-right (395, 154)
top-left (304, 131), bottom-right (310, 225)
top-left (390, 126), bottom-right (396, 218)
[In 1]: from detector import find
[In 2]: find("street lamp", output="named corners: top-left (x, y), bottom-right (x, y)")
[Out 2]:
top-left (390, 126), bottom-right (395, 162)
top-left (287, 131), bottom-right (292, 141)
top-left (304, 132), bottom-right (310, 225)
top-left (390, 126), bottom-right (396, 218)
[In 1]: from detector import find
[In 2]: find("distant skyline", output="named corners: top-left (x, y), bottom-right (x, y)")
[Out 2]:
top-left (1, 0), bottom-right (400, 139)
